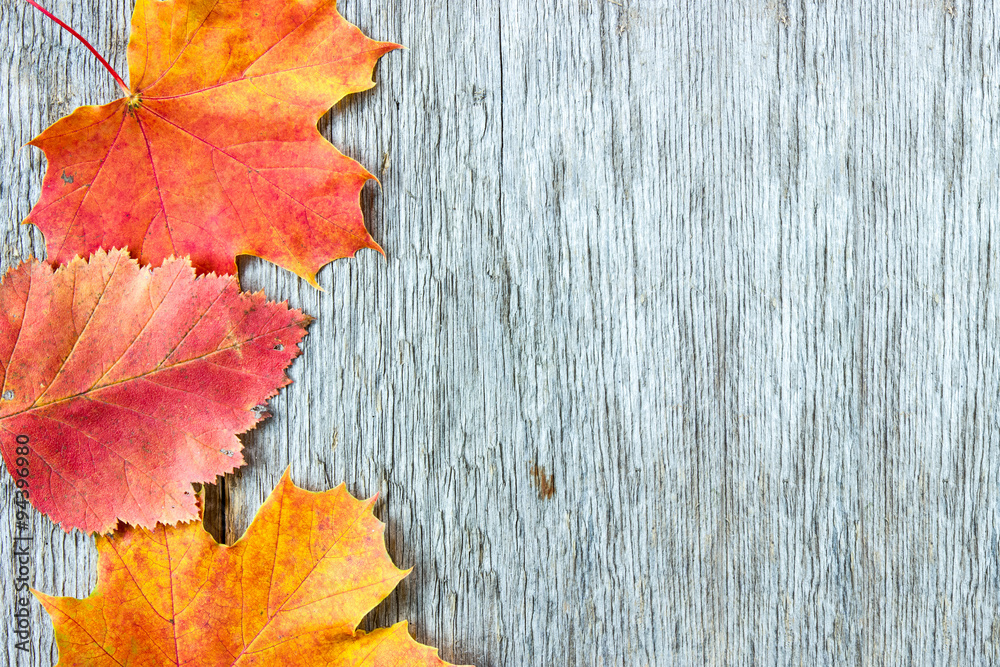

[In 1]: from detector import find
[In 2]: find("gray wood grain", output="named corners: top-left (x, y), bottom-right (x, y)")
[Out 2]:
top-left (2, 0), bottom-right (999, 664)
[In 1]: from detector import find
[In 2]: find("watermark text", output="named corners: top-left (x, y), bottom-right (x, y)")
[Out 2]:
top-left (10, 434), bottom-right (33, 655)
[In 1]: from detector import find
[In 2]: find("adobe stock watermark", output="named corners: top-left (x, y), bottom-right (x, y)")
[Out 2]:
top-left (9, 434), bottom-right (34, 657)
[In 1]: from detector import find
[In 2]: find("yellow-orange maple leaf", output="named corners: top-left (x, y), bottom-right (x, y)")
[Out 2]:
top-left (35, 471), bottom-right (465, 666)
top-left (26, 0), bottom-right (398, 285)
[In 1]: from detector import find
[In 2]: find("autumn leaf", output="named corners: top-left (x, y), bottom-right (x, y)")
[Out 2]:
top-left (0, 248), bottom-right (309, 533)
top-left (35, 470), bottom-right (464, 666)
top-left (25, 0), bottom-right (398, 285)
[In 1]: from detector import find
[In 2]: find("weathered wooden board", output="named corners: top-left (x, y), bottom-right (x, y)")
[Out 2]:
top-left (2, 0), bottom-right (998, 664)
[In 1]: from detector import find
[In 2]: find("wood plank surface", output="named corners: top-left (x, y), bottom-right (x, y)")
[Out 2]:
top-left (2, 0), bottom-right (999, 664)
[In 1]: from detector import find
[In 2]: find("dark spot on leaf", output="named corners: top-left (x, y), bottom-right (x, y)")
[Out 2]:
top-left (529, 465), bottom-right (555, 500)
top-left (274, 344), bottom-right (284, 351)
top-left (61, 170), bottom-right (74, 184)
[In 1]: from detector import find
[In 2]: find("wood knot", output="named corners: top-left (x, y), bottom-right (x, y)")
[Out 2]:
top-left (530, 465), bottom-right (555, 500)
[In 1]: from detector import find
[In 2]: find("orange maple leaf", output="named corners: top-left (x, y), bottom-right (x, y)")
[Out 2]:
top-left (0, 248), bottom-right (309, 533)
top-left (35, 471), bottom-right (465, 666)
top-left (25, 0), bottom-right (398, 285)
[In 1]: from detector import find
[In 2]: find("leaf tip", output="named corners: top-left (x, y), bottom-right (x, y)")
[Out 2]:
top-left (304, 273), bottom-right (325, 290)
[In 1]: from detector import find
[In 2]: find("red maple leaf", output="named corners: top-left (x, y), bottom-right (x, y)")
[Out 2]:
top-left (0, 248), bottom-right (310, 533)
top-left (25, 0), bottom-right (398, 285)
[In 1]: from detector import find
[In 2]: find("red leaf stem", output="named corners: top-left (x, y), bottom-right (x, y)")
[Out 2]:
top-left (24, 0), bottom-right (129, 94)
